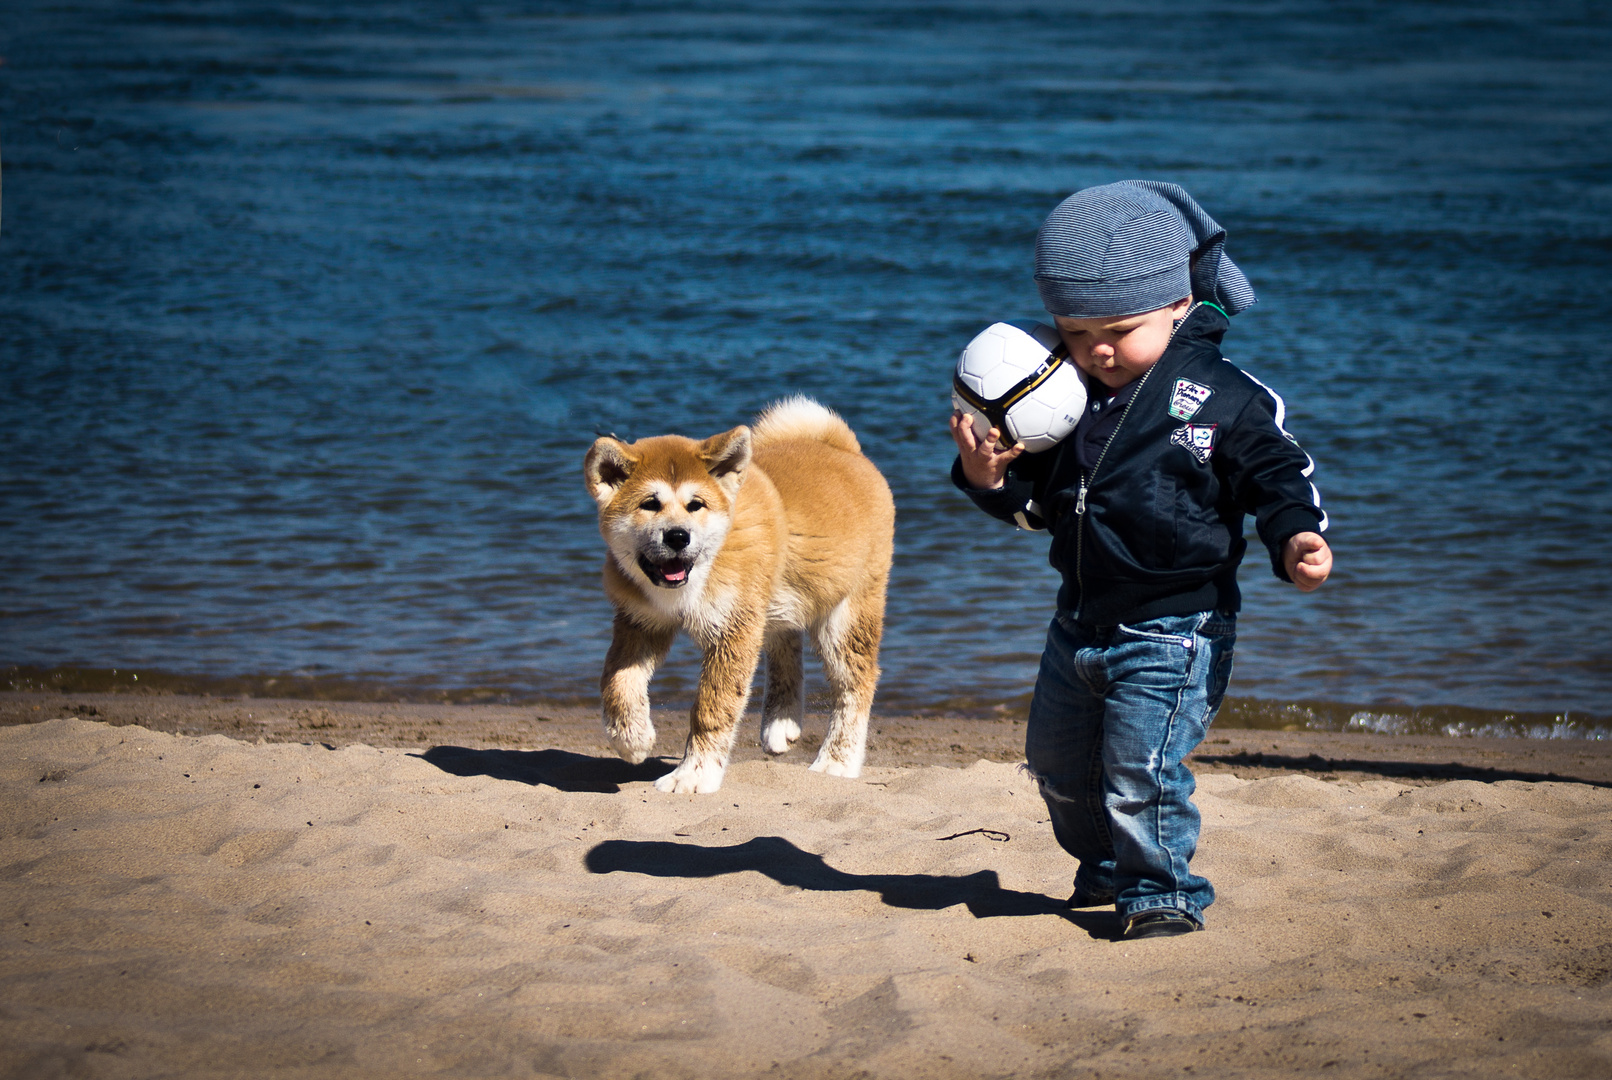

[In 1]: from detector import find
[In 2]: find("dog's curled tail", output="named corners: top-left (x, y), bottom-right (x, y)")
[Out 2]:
top-left (751, 395), bottom-right (861, 455)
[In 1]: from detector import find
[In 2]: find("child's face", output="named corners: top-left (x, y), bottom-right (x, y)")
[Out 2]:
top-left (1053, 296), bottom-right (1193, 390)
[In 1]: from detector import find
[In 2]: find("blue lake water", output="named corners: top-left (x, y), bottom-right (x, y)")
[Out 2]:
top-left (3, 0), bottom-right (1611, 737)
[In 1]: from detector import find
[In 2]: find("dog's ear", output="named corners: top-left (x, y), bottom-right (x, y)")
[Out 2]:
top-left (584, 437), bottom-right (638, 506)
top-left (699, 426), bottom-right (752, 499)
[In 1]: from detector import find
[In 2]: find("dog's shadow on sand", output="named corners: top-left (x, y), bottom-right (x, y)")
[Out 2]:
top-left (418, 745), bottom-right (671, 794)
top-left (586, 836), bottom-right (1119, 936)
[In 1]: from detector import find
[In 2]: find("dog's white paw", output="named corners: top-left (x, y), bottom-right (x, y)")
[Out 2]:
top-left (760, 717), bottom-right (801, 755)
top-left (653, 754), bottom-right (727, 794)
top-left (808, 751), bottom-right (862, 779)
top-left (605, 719), bottom-right (656, 765)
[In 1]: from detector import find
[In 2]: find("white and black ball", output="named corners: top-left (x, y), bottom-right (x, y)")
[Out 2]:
top-left (952, 321), bottom-right (1088, 454)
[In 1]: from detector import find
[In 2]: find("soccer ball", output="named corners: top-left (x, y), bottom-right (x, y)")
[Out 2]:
top-left (952, 321), bottom-right (1089, 454)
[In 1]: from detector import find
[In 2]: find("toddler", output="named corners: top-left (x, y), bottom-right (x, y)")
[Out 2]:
top-left (950, 181), bottom-right (1331, 938)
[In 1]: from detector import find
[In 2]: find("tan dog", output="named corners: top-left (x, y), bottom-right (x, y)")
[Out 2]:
top-left (583, 397), bottom-right (895, 794)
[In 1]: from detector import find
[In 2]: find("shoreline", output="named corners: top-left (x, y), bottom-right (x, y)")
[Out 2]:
top-left (6, 663), bottom-right (1608, 740)
top-left (5, 689), bottom-right (1611, 788)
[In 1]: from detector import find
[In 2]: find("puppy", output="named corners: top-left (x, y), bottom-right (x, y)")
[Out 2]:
top-left (583, 397), bottom-right (895, 794)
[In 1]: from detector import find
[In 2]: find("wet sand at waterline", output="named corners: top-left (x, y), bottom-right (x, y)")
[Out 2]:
top-left (3, 695), bottom-right (1610, 1078)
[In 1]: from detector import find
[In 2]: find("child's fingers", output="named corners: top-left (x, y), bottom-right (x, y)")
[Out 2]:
top-left (1283, 532), bottom-right (1331, 591)
top-left (952, 414), bottom-right (996, 453)
top-left (985, 429), bottom-right (1030, 462)
top-left (949, 412), bottom-right (978, 453)
top-left (951, 415), bottom-right (1024, 492)
top-left (971, 424), bottom-right (1004, 456)
top-left (1292, 549), bottom-right (1331, 591)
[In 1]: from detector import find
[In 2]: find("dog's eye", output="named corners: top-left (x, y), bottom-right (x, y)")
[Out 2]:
top-left (639, 496), bottom-right (661, 512)
top-left (686, 498), bottom-right (705, 512)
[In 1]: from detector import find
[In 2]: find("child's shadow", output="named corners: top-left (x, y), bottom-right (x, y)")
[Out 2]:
top-left (419, 747), bottom-right (1123, 940)
top-left (586, 835), bottom-right (1123, 939)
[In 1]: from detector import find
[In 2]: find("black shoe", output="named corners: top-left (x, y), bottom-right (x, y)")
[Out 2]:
top-left (1123, 910), bottom-right (1202, 939)
top-left (1065, 887), bottom-right (1114, 909)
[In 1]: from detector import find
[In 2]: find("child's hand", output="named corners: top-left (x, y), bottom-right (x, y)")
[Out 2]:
top-left (950, 411), bottom-right (1024, 490)
top-left (1283, 532), bottom-right (1332, 592)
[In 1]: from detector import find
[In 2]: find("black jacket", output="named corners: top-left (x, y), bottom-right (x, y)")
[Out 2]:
top-left (953, 303), bottom-right (1327, 625)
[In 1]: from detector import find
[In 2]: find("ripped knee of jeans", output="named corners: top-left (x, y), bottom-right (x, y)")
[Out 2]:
top-left (1018, 762), bottom-right (1079, 805)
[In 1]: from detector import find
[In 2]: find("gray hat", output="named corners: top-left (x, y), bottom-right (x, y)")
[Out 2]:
top-left (1034, 180), bottom-right (1257, 319)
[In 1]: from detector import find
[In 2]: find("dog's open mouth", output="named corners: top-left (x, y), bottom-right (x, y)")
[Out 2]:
top-left (637, 555), bottom-right (693, 589)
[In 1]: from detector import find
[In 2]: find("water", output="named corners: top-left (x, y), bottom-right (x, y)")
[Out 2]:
top-left (4, 0), bottom-right (1611, 737)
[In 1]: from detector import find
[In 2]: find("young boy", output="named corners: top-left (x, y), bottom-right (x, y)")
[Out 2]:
top-left (950, 180), bottom-right (1331, 939)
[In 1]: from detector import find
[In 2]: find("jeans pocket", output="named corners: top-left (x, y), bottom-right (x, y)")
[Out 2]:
top-left (1198, 611), bottom-right (1237, 641)
top-left (1199, 614), bottom-right (1237, 714)
top-left (1108, 622), bottom-right (1198, 691)
top-left (1114, 618), bottom-right (1200, 649)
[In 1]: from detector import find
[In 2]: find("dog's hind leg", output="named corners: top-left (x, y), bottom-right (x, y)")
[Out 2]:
top-left (808, 589), bottom-right (885, 779)
top-left (600, 612), bottom-right (675, 764)
top-left (760, 628), bottom-right (805, 755)
top-left (655, 614), bottom-right (765, 794)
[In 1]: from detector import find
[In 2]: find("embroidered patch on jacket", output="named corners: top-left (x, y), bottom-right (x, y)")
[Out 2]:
top-left (1168, 379), bottom-right (1214, 421)
top-left (1170, 423), bottom-right (1218, 463)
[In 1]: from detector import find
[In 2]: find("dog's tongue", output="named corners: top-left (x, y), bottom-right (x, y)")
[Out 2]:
top-left (662, 565), bottom-right (688, 582)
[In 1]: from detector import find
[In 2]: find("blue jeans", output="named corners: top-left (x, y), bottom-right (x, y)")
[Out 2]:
top-left (1024, 610), bottom-right (1236, 926)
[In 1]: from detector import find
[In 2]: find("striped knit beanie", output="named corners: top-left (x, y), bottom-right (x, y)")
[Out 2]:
top-left (1034, 180), bottom-right (1257, 319)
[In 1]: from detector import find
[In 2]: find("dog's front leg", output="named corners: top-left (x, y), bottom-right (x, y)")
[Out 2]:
top-left (600, 611), bottom-right (675, 764)
top-left (654, 616), bottom-right (764, 794)
top-left (760, 628), bottom-right (805, 755)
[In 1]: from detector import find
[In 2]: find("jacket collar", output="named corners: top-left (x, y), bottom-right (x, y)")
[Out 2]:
top-left (1145, 302), bottom-right (1228, 384)
top-left (1172, 301), bottom-right (1230, 348)
top-left (1112, 302), bottom-right (1228, 417)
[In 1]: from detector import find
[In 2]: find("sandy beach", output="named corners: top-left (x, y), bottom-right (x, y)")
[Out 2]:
top-left (3, 694), bottom-right (1610, 1079)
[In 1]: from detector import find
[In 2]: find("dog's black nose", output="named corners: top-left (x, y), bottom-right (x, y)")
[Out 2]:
top-left (663, 528), bottom-right (691, 552)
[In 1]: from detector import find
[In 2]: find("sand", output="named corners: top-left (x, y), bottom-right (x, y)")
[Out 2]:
top-left (2, 698), bottom-right (1610, 1078)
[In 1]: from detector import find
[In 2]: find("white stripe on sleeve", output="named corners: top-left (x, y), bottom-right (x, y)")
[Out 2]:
top-left (1239, 369), bottom-right (1329, 532)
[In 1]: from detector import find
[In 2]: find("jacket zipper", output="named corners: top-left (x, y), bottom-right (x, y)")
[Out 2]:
top-left (1072, 303), bottom-right (1201, 612)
